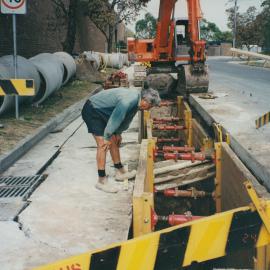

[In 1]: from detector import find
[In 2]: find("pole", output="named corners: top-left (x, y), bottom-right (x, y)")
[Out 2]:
top-left (233, 0), bottom-right (237, 48)
top-left (12, 14), bottom-right (19, 119)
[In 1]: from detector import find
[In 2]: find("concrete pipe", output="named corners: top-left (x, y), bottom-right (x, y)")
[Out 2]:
top-left (30, 53), bottom-right (64, 105)
top-left (99, 53), bottom-right (110, 68)
top-left (121, 54), bottom-right (130, 66)
top-left (110, 53), bottom-right (124, 69)
top-left (0, 55), bottom-right (41, 116)
top-left (54, 52), bottom-right (76, 85)
top-left (100, 53), bottom-right (123, 69)
top-left (82, 51), bottom-right (101, 71)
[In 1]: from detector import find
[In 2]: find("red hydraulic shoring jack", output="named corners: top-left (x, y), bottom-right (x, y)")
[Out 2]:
top-left (161, 145), bottom-right (195, 153)
top-left (163, 187), bottom-right (214, 199)
top-left (160, 151), bottom-right (215, 163)
top-left (153, 125), bottom-right (186, 131)
top-left (153, 117), bottom-right (181, 124)
top-left (154, 146), bottom-right (198, 160)
top-left (151, 208), bottom-right (203, 229)
top-left (157, 138), bottom-right (182, 143)
top-left (159, 101), bottom-right (177, 107)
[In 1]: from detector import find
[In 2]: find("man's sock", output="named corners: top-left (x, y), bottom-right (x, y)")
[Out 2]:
top-left (98, 170), bottom-right (106, 178)
top-left (114, 163), bottom-right (123, 170)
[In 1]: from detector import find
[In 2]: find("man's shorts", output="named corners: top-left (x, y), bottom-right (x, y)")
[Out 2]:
top-left (81, 100), bottom-right (107, 136)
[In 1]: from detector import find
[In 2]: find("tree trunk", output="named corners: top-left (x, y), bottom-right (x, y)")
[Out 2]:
top-left (107, 25), bottom-right (114, 53)
top-left (63, 0), bottom-right (78, 54)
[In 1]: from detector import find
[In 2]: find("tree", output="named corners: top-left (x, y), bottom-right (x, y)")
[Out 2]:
top-left (226, 5), bottom-right (263, 49)
top-left (83, 0), bottom-right (150, 53)
top-left (261, 0), bottom-right (270, 51)
top-left (200, 19), bottom-right (232, 43)
top-left (51, 0), bottom-right (79, 54)
top-left (135, 12), bottom-right (157, 39)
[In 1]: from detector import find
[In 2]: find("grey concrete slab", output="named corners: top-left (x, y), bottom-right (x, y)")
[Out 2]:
top-left (0, 200), bottom-right (26, 221)
top-left (2, 118), bottom-right (83, 177)
top-left (189, 57), bottom-right (270, 189)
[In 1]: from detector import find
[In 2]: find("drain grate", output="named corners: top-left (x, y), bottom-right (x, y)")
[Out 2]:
top-left (0, 175), bottom-right (46, 200)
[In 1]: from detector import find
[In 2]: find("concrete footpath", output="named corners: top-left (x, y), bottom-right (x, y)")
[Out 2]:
top-left (0, 72), bottom-right (140, 269)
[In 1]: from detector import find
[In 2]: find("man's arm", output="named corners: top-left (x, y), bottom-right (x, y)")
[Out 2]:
top-left (104, 99), bottom-right (136, 141)
top-left (116, 108), bottom-right (138, 134)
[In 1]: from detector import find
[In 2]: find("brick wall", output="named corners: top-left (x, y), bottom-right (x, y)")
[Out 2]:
top-left (0, 1), bottom-right (125, 57)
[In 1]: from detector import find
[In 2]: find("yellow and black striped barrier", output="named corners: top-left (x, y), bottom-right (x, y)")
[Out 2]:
top-left (256, 112), bottom-right (270, 129)
top-left (33, 204), bottom-right (270, 270)
top-left (0, 79), bottom-right (35, 96)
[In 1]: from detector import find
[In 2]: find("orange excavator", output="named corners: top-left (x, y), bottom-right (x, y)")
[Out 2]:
top-left (128, 0), bottom-right (209, 95)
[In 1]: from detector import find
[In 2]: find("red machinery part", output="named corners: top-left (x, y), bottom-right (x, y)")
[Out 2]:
top-left (153, 125), bottom-right (186, 131)
top-left (157, 138), bottom-right (182, 143)
top-left (151, 208), bottom-right (158, 231)
top-left (163, 152), bottom-right (210, 163)
top-left (164, 188), bottom-right (212, 198)
top-left (159, 101), bottom-right (177, 107)
top-left (168, 214), bottom-right (203, 226)
top-left (153, 117), bottom-right (180, 124)
top-left (151, 208), bottom-right (203, 229)
top-left (162, 145), bottom-right (195, 153)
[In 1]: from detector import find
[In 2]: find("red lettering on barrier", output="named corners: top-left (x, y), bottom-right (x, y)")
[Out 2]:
top-left (59, 263), bottom-right (81, 270)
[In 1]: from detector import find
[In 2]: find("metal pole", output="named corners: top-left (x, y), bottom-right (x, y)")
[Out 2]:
top-left (12, 14), bottom-right (19, 119)
top-left (233, 0), bottom-right (237, 48)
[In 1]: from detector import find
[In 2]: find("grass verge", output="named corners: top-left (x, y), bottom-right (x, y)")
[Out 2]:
top-left (0, 80), bottom-right (100, 155)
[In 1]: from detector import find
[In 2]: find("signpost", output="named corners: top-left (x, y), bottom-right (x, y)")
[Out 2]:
top-left (1, 0), bottom-right (27, 119)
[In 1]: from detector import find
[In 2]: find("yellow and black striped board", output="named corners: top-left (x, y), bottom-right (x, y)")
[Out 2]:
top-left (256, 112), bottom-right (270, 129)
top-left (34, 206), bottom-right (270, 270)
top-left (0, 79), bottom-right (35, 96)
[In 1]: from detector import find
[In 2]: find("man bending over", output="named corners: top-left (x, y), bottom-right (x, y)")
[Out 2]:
top-left (82, 87), bottom-right (161, 193)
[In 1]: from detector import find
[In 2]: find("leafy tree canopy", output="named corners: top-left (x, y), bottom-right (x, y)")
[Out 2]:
top-left (200, 19), bottom-right (232, 43)
top-left (135, 12), bottom-right (157, 39)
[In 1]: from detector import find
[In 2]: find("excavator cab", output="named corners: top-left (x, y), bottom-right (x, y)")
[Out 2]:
top-left (175, 18), bottom-right (190, 59)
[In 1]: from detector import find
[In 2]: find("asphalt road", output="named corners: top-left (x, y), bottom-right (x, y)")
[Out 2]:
top-left (207, 57), bottom-right (270, 109)
top-left (191, 56), bottom-right (270, 190)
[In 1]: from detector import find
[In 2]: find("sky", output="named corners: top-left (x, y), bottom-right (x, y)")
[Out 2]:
top-left (128, 0), bottom-right (263, 32)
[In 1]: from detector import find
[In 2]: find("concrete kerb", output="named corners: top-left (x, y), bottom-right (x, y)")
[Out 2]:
top-left (0, 85), bottom-right (103, 174)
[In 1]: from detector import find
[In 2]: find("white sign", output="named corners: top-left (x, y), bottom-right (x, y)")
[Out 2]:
top-left (1, 0), bottom-right (26, 14)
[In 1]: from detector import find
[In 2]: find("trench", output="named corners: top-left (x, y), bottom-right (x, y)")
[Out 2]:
top-left (132, 95), bottom-right (264, 269)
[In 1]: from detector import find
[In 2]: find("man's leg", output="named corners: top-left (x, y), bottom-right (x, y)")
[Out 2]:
top-left (110, 139), bottom-right (125, 174)
top-left (93, 135), bottom-right (118, 193)
top-left (110, 137), bottom-right (137, 181)
top-left (94, 136), bottom-right (107, 181)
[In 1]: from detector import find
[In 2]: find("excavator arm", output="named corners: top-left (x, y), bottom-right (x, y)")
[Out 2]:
top-left (129, 0), bottom-right (206, 63)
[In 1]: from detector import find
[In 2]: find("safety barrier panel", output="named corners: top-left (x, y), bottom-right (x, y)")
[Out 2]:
top-left (256, 111), bottom-right (270, 129)
top-left (0, 79), bottom-right (34, 96)
top-left (33, 200), bottom-right (270, 270)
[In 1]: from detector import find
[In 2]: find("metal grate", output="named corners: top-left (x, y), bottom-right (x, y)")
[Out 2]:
top-left (0, 175), bottom-right (46, 200)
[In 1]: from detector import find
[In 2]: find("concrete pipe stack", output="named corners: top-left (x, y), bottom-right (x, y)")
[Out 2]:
top-left (0, 52), bottom-right (76, 115)
top-left (83, 52), bottom-right (129, 70)
top-left (0, 55), bottom-right (41, 115)
top-left (82, 51), bottom-right (101, 71)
